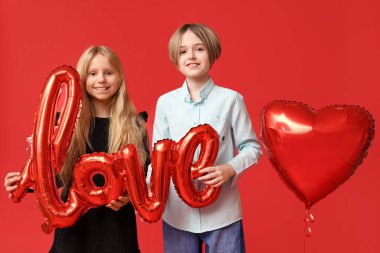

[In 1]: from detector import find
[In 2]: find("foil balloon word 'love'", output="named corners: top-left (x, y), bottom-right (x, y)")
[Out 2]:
top-left (11, 66), bottom-right (220, 234)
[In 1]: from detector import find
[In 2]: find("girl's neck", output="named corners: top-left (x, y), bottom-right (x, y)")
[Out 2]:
top-left (186, 75), bottom-right (209, 102)
top-left (91, 100), bottom-right (111, 118)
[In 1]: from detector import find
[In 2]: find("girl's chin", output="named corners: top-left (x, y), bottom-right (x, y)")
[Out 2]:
top-left (90, 96), bottom-right (113, 103)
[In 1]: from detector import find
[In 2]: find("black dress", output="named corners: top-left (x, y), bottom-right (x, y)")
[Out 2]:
top-left (50, 114), bottom-right (150, 253)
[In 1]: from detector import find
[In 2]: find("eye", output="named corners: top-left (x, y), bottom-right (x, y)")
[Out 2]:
top-left (196, 47), bottom-right (205, 52)
top-left (179, 50), bottom-right (186, 55)
top-left (106, 71), bottom-right (113, 76)
top-left (88, 71), bottom-right (97, 76)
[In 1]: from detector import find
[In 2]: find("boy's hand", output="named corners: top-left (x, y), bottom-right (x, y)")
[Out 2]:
top-left (107, 195), bottom-right (130, 211)
top-left (198, 164), bottom-right (236, 187)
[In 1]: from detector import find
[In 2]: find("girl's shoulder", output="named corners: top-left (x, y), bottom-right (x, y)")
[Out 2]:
top-left (138, 111), bottom-right (148, 123)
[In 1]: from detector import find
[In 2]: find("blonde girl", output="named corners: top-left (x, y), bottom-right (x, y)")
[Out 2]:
top-left (5, 45), bottom-right (149, 253)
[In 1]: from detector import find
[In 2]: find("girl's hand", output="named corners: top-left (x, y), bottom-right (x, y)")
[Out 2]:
top-left (107, 195), bottom-right (130, 211)
top-left (198, 164), bottom-right (236, 187)
top-left (4, 172), bottom-right (21, 198)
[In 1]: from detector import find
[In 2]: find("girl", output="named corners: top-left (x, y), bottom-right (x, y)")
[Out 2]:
top-left (4, 45), bottom-right (149, 253)
top-left (150, 24), bottom-right (262, 253)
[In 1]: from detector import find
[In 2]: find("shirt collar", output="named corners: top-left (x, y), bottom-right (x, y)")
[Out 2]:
top-left (181, 77), bottom-right (215, 103)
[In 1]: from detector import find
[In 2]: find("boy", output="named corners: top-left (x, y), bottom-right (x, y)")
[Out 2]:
top-left (151, 23), bottom-right (262, 253)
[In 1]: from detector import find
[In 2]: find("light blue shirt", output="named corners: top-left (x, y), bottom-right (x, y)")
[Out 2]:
top-left (149, 78), bottom-right (262, 233)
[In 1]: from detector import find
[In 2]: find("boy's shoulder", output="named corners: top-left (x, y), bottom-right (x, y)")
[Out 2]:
top-left (156, 86), bottom-right (183, 104)
top-left (160, 87), bottom-right (182, 98)
top-left (213, 84), bottom-right (242, 100)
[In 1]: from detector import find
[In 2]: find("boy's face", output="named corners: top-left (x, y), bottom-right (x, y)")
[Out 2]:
top-left (177, 30), bottom-right (211, 82)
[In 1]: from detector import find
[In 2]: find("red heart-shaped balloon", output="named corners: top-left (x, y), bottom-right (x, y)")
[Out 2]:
top-left (260, 100), bottom-right (375, 208)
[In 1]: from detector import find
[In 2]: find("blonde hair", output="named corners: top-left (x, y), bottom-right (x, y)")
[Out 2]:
top-left (168, 23), bottom-right (222, 66)
top-left (61, 45), bottom-right (147, 185)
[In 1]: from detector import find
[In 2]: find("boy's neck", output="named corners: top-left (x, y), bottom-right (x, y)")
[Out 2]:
top-left (186, 75), bottom-right (210, 102)
top-left (92, 100), bottom-right (111, 118)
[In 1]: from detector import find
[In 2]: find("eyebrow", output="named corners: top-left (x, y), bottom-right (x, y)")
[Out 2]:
top-left (87, 68), bottom-right (114, 72)
top-left (180, 43), bottom-right (204, 48)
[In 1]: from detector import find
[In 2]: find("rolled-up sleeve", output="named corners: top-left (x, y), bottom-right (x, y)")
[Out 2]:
top-left (227, 93), bottom-right (262, 187)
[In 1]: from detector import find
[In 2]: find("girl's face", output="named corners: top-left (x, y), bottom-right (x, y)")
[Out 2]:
top-left (86, 53), bottom-right (120, 105)
top-left (178, 30), bottom-right (211, 81)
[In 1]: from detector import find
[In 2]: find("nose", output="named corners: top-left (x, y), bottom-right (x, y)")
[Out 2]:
top-left (188, 49), bottom-right (196, 59)
top-left (97, 73), bottom-right (106, 83)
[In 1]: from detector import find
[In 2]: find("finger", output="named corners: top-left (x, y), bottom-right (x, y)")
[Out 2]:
top-left (198, 173), bottom-right (217, 182)
top-left (198, 167), bottom-right (214, 174)
top-left (212, 180), bottom-right (225, 187)
top-left (202, 177), bottom-right (220, 185)
top-left (5, 172), bottom-right (21, 180)
top-left (109, 205), bottom-right (119, 211)
top-left (107, 202), bottom-right (117, 209)
top-left (118, 196), bottom-right (130, 203)
top-left (110, 200), bottom-right (124, 208)
top-left (6, 176), bottom-right (21, 186)
top-left (6, 185), bottom-right (18, 192)
top-left (106, 203), bottom-right (120, 211)
top-left (4, 175), bottom-right (18, 186)
top-left (119, 195), bottom-right (129, 200)
top-left (114, 199), bottom-right (128, 207)
top-left (208, 180), bottom-right (224, 187)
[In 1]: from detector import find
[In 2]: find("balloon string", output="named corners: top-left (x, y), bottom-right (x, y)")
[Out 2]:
top-left (304, 232), bottom-right (306, 253)
top-left (304, 208), bottom-right (314, 253)
top-left (26, 135), bottom-right (33, 152)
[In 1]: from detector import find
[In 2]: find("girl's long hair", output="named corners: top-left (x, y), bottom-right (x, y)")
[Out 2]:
top-left (60, 45), bottom-right (147, 185)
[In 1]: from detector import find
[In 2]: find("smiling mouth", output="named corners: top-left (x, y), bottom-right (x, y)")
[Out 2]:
top-left (186, 63), bottom-right (199, 67)
top-left (94, 87), bottom-right (110, 90)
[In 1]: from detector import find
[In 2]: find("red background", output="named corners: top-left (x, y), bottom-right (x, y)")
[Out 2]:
top-left (1, 0), bottom-right (379, 252)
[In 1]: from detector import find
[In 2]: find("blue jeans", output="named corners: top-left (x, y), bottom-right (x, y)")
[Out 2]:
top-left (163, 220), bottom-right (246, 253)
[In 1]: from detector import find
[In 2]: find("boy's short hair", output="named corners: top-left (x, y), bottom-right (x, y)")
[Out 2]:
top-left (168, 23), bottom-right (221, 66)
